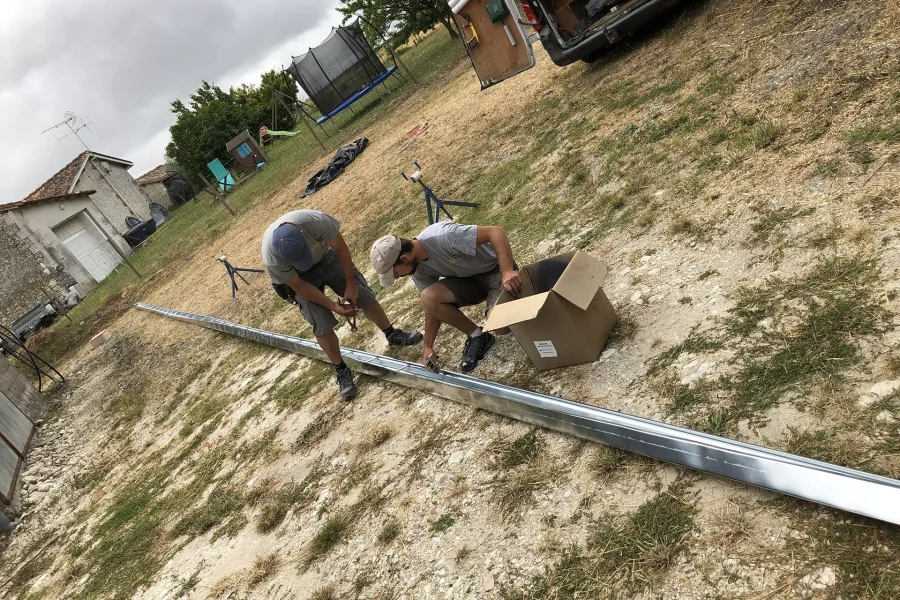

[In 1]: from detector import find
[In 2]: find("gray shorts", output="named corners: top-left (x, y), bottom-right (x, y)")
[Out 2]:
top-left (438, 267), bottom-right (503, 314)
top-left (295, 249), bottom-right (376, 336)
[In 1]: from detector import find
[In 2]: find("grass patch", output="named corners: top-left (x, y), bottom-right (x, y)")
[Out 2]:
top-left (813, 157), bottom-right (841, 177)
top-left (733, 119), bottom-right (784, 150)
top-left (589, 445), bottom-right (629, 479)
top-left (378, 520), bottom-right (401, 544)
top-left (339, 459), bottom-right (375, 493)
top-left (846, 120), bottom-right (900, 144)
top-left (310, 583), bottom-right (339, 600)
top-left (723, 256), bottom-right (888, 418)
top-left (247, 552), bottom-right (280, 587)
top-left (71, 446), bottom-right (232, 599)
top-left (652, 255), bottom-right (890, 425)
top-left (748, 206), bottom-right (815, 246)
top-left (698, 72), bottom-right (736, 96)
top-left (305, 513), bottom-right (352, 563)
top-left (8, 552), bottom-right (53, 592)
top-left (786, 510), bottom-right (900, 599)
top-left (404, 419), bottom-right (457, 479)
top-left (358, 423), bottom-right (394, 452)
top-left (172, 484), bottom-right (245, 541)
top-left (494, 431), bottom-right (542, 469)
top-left (491, 458), bottom-right (560, 520)
top-left (104, 380), bottom-right (151, 432)
top-left (293, 404), bottom-right (346, 451)
top-left (608, 313), bottom-right (638, 344)
top-left (256, 459), bottom-right (328, 533)
top-left (784, 428), bottom-right (863, 468)
top-left (804, 116), bottom-right (832, 142)
top-left (696, 407), bottom-right (734, 436)
top-left (502, 479), bottom-right (696, 599)
top-left (430, 514), bottom-right (456, 533)
top-left (669, 215), bottom-right (706, 238)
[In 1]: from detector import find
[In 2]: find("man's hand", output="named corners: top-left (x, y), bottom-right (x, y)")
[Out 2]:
top-left (332, 301), bottom-right (358, 317)
top-left (343, 280), bottom-right (360, 305)
top-left (423, 346), bottom-right (439, 372)
top-left (501, 270), bottom-right (522, 296)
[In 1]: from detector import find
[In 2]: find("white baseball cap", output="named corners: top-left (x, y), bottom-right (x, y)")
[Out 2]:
top-left (370, 235), bottom-right (401, 286)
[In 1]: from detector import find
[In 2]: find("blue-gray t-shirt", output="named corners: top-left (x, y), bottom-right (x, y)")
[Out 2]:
top-left (411, 223), bottom-right (498, 292)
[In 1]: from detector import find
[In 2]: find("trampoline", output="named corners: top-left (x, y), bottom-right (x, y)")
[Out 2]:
top-left (314, 66), bottom-right (398, 124)
top-left (286, 19), bottom-right (406, 125)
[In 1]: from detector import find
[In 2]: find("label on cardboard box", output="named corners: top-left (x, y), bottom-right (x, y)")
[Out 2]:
top-left (534, 340), bottom-right (558, 358)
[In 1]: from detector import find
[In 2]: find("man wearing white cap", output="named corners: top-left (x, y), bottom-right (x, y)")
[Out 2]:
top-left (262, 210), bottom-right (423, 401)
top-left (370, 223), bottom-right (521, 372)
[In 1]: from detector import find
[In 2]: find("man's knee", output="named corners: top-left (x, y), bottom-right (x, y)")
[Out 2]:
top-left (301, 303), bottom-right (338, 337)
top-left (420, 286), bottom-right (444, 312)
top-left (355, 282), bottom-right (377, 309)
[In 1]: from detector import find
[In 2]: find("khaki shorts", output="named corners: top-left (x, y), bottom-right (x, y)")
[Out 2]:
top-left (437, 267), bottom-right (503, 315)
top-left (295, 248), bottom-right (376, 336)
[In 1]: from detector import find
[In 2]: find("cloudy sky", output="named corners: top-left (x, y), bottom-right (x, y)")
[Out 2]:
top-left (0, 0), bottom-right (342, 204)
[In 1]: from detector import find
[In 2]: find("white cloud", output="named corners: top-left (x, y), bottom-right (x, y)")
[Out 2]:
top-left (0, 0), bottom-right (342, 202)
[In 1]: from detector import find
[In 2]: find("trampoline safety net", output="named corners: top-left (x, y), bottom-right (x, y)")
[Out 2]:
top-left (286, 19), bottom-right (387, 116)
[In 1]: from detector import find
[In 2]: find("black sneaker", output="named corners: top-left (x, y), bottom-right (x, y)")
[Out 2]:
top-left (336, 365), bottom-right (358, 401)
top-left (459, 332), bottom-right (495, 372)
top-left (386, 328), bottom-right (424, 347)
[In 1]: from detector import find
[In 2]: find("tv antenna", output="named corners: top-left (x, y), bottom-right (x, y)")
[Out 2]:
top-left (41, 111), bottom-right (94, 150)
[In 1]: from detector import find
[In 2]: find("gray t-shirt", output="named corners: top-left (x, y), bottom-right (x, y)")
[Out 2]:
top-left (412, 223), bottom-right (498, 292)
top-left (261, 210), bottom-right (340, 284)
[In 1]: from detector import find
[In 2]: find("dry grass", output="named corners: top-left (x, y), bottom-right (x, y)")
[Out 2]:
top-left (358, 423), bottom-right (395, 452)
top-left (446, 476), bottom-right (471, 500)
top-left (708, 500), bottom-right (754, 550)
top-left (247, 552), bottom-right (279, 588)
top-left (492, 458), bottom-right (562, 519)
top-left (310, 583), bottom-right (339, 600)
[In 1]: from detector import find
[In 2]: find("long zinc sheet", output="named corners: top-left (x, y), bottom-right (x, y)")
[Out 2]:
top-left (0, 438), bottom-right (21, 504)
top-left (135, 302), bottom-right (900, 526)
top-left (0, 390), bottom-right (33, 456)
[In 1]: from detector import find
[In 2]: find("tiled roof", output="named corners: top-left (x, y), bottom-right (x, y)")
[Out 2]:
top-left (0, 190), bottom-right (97, 213)
top-left (135, 164), bottom-right (178, 186)
top-left (15, 151), bottom-right (133, 208)
top-left (20, 151), bottom-right (90, 205)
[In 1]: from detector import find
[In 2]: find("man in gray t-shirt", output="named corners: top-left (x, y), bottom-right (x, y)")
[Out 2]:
top-left (370, 222), bottom-right (521, 373)
top-left (262, 210), bottom-right (422, 401)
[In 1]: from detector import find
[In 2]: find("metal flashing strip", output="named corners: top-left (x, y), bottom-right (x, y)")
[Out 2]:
top-left (136, 302), bottom-right (900, 525)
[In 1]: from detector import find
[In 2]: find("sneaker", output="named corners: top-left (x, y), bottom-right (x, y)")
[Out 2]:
top-left (459, 332), bottom-right (495, 372)
top-left (386, 328), bottom-right (424, 347)
top-left (336, 365), bottom-right (358, 401)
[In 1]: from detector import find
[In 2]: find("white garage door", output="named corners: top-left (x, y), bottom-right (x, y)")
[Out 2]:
top-left (58, 224), bottom-right (121, 283)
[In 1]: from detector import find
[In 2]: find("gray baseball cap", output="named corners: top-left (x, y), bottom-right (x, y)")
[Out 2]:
top-left (273, 223), bottom-right (313, 272)
top-left (370, 235), bottom-right (401, 286)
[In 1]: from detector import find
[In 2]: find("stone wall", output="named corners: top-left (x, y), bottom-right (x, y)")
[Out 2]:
top-left (74, 160), bottom-right (151, 233)
top-left (0, 216), bottom-right (74, 328)
top-left (141, 182), bottom-right (171, 207)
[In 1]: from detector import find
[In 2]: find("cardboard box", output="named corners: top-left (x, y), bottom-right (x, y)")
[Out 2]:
top-left (484, 250), bottom-right (617, 370)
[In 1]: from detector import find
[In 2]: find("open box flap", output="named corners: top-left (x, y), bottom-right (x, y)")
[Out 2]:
top-left (551, 251), bottom-right (608, 311)
top-left (484, 292), bottom-right (551, 331)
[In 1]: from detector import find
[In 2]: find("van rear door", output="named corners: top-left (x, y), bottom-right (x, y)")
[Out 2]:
top-left (450, 0), bottom-right (536, 89)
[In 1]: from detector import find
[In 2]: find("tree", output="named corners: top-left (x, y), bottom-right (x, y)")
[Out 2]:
top-left (338, 0), bottom-right (458, 47)
top-left (166, 72), bottom-right (301, 183)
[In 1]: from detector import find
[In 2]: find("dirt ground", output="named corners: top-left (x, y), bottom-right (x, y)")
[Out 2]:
top-left (4, 0), bottom-right (900, 598)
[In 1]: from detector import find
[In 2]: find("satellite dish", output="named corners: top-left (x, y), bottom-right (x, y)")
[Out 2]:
top-left (100, 161), bottom-right (111, 173)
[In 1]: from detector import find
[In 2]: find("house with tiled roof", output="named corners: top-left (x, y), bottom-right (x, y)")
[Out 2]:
top-left (0, 151), bottom-right (152, 332)
top-left (135, 163), bottom-right (182, 207)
